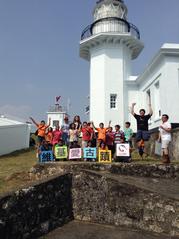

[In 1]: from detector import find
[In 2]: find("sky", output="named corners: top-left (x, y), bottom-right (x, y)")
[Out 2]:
top-left (0, 0), bottom-right (179, 123)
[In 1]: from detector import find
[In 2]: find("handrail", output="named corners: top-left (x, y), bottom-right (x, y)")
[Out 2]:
top-left (81, 17), bottom-right (140, 41)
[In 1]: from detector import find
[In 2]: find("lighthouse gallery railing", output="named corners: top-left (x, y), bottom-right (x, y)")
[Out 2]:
top-left (81, 17), bottom-right (140, 41)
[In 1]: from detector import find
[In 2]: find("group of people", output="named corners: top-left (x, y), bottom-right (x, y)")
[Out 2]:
top-left (30, 115), bottom-right (133, 162)
top-left (30, 103), bottom-right (172, 164)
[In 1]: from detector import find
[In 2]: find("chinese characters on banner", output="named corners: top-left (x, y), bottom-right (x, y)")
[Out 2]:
top-left (69, 148), bottom-right (82, 160)
top-left (55, 146), bottom-right (68, 159)
top-left (116, 144), bottom-right (130, 157)
top-left (83, 147), bottom-right (97, 159)
top-left (98, 150), bottom-right (112, 163)
top-left (39, 151), bottom-right (54, 163)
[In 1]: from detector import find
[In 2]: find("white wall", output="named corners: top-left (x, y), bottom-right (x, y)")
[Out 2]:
top-left (132, 54), bottom-right (179, 130)
top-left (90, 42), bottom-right (131, 128)
top-left (47, 112), bottom-right (66, 129)
top-left (160, 58), bottom-right (179, 122)
top-left (0, 124), bottom-right (31, 156)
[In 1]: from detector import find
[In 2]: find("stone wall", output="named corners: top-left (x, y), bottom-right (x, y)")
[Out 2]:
top-left (1, 162), bottom-right (179, 238)
top-left (145, 127), bottom-right (179, 160)
top-left (0, 174), bottom-right (73, 239)
top-left (29, 162), bottom-right (179, 180)
top-left (72, 170), bottom-right (179, 237)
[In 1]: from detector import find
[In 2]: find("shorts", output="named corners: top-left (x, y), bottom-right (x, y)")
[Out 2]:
top-left (125, 140), bottom-right (133, 148)
top-left (37, 136), bottom-right (45, 143)
top-left (136, 130), bottom-right (150, 142)
top-left (62, 133), bottom-right (69, 145)
top-left (161, 140), bottom-right (170, 149)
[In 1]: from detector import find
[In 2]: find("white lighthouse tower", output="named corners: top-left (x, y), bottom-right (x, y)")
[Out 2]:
top-left (80, 0), bottom-right (144, 127)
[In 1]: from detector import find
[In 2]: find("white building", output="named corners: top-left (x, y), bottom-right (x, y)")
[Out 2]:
top-left (80, 0), bottom-right (179, 130)
top-left (47, 104), bottom-right (67, 129)
top-left (128, 44), bottom-right (179, 131)
top-left (0, 115), bottom-right (31, 156)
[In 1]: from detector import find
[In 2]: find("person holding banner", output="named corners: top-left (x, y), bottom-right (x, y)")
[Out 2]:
top-left (38, 140), bottom-right (53, 162)
top-left (99, 140), bottom-right (108, 150)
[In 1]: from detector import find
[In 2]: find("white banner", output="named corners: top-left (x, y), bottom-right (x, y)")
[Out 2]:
top-left (116, 143), bottom-right (130, 157)
top-left (155, 141), bottom-right (162, 156)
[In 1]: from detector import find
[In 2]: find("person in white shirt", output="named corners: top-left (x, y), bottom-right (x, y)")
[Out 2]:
top-left (158, 114), bottom-right (172, 164)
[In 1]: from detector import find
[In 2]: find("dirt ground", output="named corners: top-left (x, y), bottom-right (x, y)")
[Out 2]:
top-left (40, 221), bottom-right (176, 239)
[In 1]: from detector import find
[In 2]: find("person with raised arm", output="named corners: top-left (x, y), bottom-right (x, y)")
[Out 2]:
top-left (30, 117), bottom-right (51, 145)
top-left (130, 103), bottom-right (153, 143)
top-left (91, 120), bottom-right (111, 147)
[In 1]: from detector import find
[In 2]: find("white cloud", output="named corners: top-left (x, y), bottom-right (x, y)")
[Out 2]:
top-left (0, 104), bottom-right (32, 122)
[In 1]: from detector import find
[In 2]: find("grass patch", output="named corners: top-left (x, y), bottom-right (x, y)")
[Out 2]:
top-left (0, 148), bottom-right (37, 194)
top-left (0, 148), bottom-right (178, 195)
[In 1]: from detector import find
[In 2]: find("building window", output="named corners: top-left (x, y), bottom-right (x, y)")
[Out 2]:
top-left (146, 89), bottom-right (151, 105)
top-left (154, 81), bottom-right (161, 118)
top-left (110, 94), bottom-right (117, 109)
top-left (53, 120), bottom-right (59, 128)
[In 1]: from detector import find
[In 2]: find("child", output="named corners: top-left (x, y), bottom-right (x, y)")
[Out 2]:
top-left (84, 140), bottom-right (96, 162)
top-left (30, 117), bottom-right (51, 145)
top-left (38, 140), bottom-right (53, 161)
top-left (29, 117), bottom-right (51, 158)
top-left (124, 122), bottom-right (133, 148)
top-left (45, 127), bottom-right (53, 146)
top-left (106, 127), bottom-right (115, 156)
top-left (68, 123), bottom-right (79, 147)
top-left (79, 121), bottom-right (93, 149)
top-left (114, 125), bottom-right (124, 145)
top-left (55, 139), bottom-right (67, 161)
top-left (99, 140), bottom-right (108, 150)
top-left (92, 120), bottom-right (111, 147)
top-left (52, 126), bottom-right (62, 147)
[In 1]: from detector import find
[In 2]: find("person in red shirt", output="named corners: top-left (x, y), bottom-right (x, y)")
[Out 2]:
top-left (52, 125), bottom-right (62, 146)
top-left (79, 121), bottom-right (93, 148)
top-left (106, 126), bottom-right (115, 156)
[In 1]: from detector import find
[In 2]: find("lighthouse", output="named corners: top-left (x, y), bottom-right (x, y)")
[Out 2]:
top-left (80, 0), bottom-right (144, 127)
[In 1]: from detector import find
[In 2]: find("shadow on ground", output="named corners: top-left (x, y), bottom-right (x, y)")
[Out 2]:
top-left (41, 221), bottom-right (176, 239)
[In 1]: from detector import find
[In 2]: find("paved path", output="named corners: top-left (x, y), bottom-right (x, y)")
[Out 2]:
top-left (41, 221), bottom-right (176, 239)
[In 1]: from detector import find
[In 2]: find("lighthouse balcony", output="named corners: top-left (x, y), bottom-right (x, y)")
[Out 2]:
top-left (81, 17), bottom-right (140, 41)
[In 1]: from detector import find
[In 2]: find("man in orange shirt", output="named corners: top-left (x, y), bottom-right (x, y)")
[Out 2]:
top-left (91, 120), bottom-right (111, 146)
